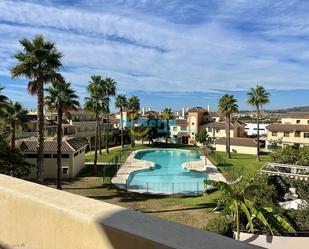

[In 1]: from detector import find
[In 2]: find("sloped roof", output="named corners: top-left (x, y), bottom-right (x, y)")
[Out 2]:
top-left (281, 112), bottom-right (309, 119)
top-left (202, 122), bottom-right (245, 130)
top-left (176, 132), bottom-right (189, 137)
top-left (266, 124), bottom-right (309, 132)
top-left (187, 107), bottom-right (208, 113)
top-left (216, 137), bottom-right (257, 147)
top-left (20, 138), bottom-right (87, 153)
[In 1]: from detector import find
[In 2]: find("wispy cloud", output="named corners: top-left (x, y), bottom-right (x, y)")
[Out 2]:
top-left (1, 0), bottom-right (309, 110)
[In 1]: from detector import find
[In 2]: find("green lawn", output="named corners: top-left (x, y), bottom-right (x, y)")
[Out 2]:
top-left (48, 177), bottom-right (221, 230)
top-left (208, 151), bottom-right (270, 180)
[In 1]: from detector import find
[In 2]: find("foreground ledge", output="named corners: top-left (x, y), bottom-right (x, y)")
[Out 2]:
top-left (0, 174), bottom-right (260, 249)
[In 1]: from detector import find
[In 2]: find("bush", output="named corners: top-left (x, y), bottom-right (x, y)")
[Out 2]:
top-left (287, 207), bottom-right (309, 231)
top-left (204, 215), bottom-right (232, 236)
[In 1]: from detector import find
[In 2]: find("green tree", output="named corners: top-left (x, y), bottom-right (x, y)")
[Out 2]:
top-left (196, 127), bottom-right (210, 145)
top-left (247, 85), bottom-right (270, 162)
top-left (205, 179), bottom-right (295, 240)
top-left (101, 77), bottom-right (116, 154)
top-left (0, 86), bottom-right (8, 108)
top-left (45, 81), bottom-right (79, 189)
top-left (161, 108), bottom-right (173, 144)
top-left (84, 76), bottom-right (107, 175)
top-left (11, 35), bottom-right (63, 180)
top-left (0, 131), bottom-right (32, 178)
top-left (218, 94), bottom-right (239, 159)
top-left (128, 96), bottom-right (140, 147)
top-left (115, 94), bottom-right (127, 148)
top-left (0, 101), bottom-right (28, 149)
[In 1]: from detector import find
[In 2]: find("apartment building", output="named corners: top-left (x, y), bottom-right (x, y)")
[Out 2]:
top-left (266, 112), bottom-right (309, 147)
top-left (202, 121), bottom-right (246, 140)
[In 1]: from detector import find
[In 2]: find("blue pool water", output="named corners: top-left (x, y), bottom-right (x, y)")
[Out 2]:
top-left (128, 150), bottom-right (208, 194)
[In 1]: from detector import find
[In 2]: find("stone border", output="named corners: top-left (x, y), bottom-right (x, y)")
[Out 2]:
top-left (112, 149), bottom-right (226, 195)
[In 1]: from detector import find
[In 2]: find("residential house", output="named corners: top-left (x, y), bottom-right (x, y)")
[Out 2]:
top-left (266, 112), bottom-right (309, 147)
top-left (215, 137), bottom-right (258, 155)
top-left (19, 137), bottom-right (88, 178)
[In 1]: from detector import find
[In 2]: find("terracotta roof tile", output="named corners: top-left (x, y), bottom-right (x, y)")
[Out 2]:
top-left (266, 124), bottom-right (309, 132)
top-left (216, 137), bottom-right (257, 147)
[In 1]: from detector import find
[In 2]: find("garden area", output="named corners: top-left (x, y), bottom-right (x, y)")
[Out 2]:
top-left (50, 145), bottom-right (309, 238)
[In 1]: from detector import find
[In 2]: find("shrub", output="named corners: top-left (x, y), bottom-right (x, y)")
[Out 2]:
top-left (204, 215), bottom-right (232, 237)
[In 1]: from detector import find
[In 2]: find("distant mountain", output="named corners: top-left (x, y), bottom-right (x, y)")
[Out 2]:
top-left (266, 106), bottom-right (309, 113)
top-left (240, 106), bottom-right (309, 113)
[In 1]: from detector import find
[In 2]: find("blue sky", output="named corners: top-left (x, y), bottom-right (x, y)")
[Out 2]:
top-left (1, 0), bottom-right (309, 111)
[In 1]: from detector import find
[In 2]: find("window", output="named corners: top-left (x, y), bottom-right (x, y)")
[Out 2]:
top-left (307, 120), bottom-right (309, 124)
top-left (173, 127), bottom-right (177, 131)
top-left (296, 120), bottom-right (300, 124)
top-left (304, 133), bottom-right (309, 138)
top-left (191, 122), bottom-right (195, 125)
top-left (62, 154), bottom-right (70, 158)
top-left (25, 154), bottom-right (37, 158)
top-left (62, 166), bottom-right (69, 176)
top-left (74, 152), bottom-right (78, 157)
top-left (181, 126), bottom-right (187, 131)
top-left (295, 131), bottom-right (300, 137)
top-left (208, 128), bottom-right (212, 132)
top-left (284, 132), bottom-right (289, 137)
top-left (272, 131), bottom-right (277, 136)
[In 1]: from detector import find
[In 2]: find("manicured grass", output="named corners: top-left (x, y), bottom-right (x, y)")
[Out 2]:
top-left (48, 177), bottom-right (220, 230)
top-left (208, 151), bottom-right (271, 180)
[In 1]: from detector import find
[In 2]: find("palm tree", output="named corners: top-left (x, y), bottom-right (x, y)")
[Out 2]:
top-left (101, 77), bottom-right (116, 154)
top-left (0, 86), bottom-right (8, 108)
top-left (218, 94), bottom-right (239, 159)
top-left (1, 101), bottom-right (28, 149)
top-left (205, 179), bottom-right (295, 240)
top-left (115, 94), bottom-right (128, 148)
top-left (84, 77), bottom-right (107, 175)
top-left (128, 96), bottom-right (140, 147)
top-left (161, 108), bottom-right (173, 144)
top-left (45, 81), bottom-right (79, 190)
top-left (11, 35), bottom-right (63, 180)
top-left (247, 85), bottom-right (270, 162)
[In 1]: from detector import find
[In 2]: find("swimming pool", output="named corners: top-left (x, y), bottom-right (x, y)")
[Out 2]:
top-left (127, 149), bottom-right (208, 195)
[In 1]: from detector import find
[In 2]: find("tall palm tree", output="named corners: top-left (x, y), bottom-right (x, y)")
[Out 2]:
top-left (161, 108), bottom-right (173, 144)
top-left (218, 94), bottom-right (239, 159)
top-left (115, 94), bottom-right (127, 148)
top-left (247, 85), bottom-right (270, 162)
top-left (45, 81), bottom-right (79, 190)
top-left (0, 86), bottom-right (8, 108)
top-left (128, 96), bottom-right (140, 147)
top-left (1, 101), bottom-right (28, 149)
top-left (101, 77), bottom-right (116, 154)
top-left (205, 179), bottom-right (295, 240)
top-left (11, 35), bottom-right (63, 180)
top-left (84, 77), bottom-right (107, 175)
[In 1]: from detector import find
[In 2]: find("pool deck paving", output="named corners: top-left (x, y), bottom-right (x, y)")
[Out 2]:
top-left (111, 149), bottom-right (226, 193)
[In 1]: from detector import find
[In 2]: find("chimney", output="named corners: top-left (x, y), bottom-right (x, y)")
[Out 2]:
top-left (207, 104), bottom-right (210, 112)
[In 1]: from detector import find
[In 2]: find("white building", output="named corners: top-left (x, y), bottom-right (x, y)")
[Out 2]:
top-left (245, 123), bottom-right (267, 136)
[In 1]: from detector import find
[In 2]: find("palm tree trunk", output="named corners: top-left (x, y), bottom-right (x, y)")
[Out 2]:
top-left (120, 107), bottom-right (124, 148)
top-left (227, 114), bottom-right (231, 159)
top-left (56, 107), bottom-right (63, 190)
top-left (36, 82), bottom-right (44, 181)
top-left (256, 105), bottom-right (260, 162)
top-left (99, 119), bottom-right (102, 155)
top-left (11, 120), bottom-right (16, 150)
top-left (93, 113), bottom-right (99, 175)
top-left (166, 120), bottom-right (169, 144)
top-left (106, 113), bottom-right (109, 154)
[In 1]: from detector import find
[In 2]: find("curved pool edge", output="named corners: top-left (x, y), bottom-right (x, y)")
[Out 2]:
top-left (111, 148), bottom-right (226, 196)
